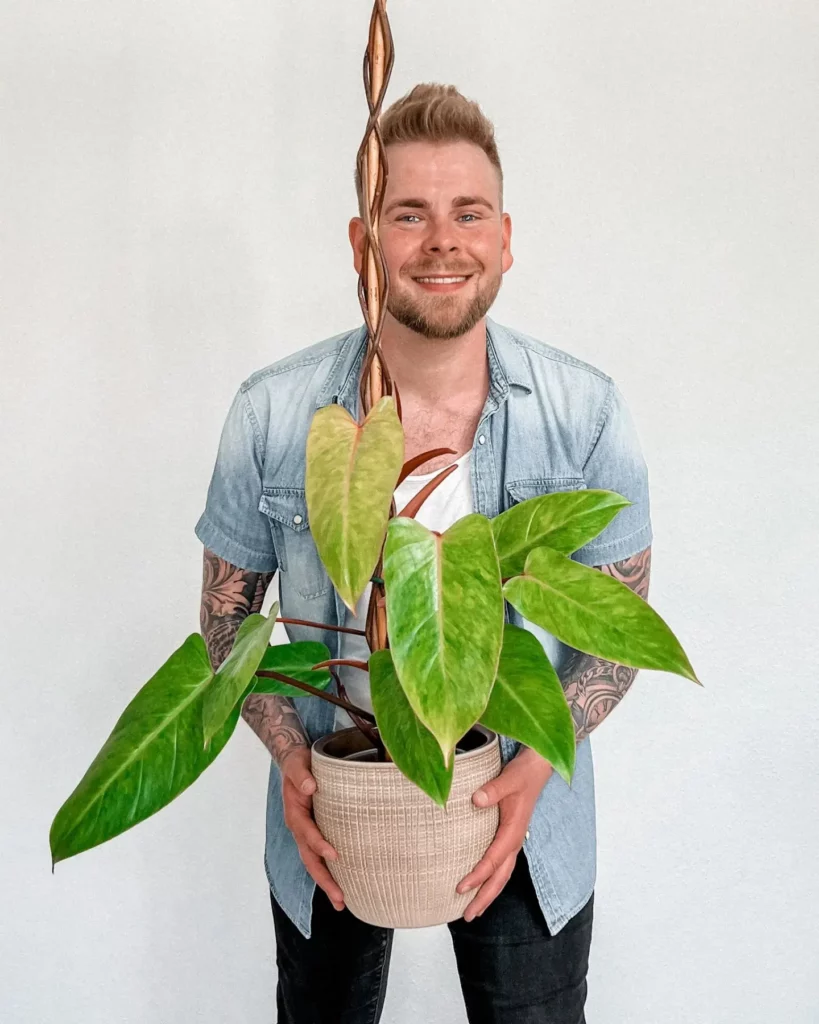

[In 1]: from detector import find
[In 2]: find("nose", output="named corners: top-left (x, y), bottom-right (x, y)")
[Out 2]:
top-left (422, 216), bottom-right (459, 255)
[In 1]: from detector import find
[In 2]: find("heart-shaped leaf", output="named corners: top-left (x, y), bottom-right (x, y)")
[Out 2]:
top-left (383, 513), bottom-right (504, 764)
top-left (504, 546), bottom-right (699, 683)
top-left (480, 624), bottom-right (576, 784)
top-left (369, 649), bottom-right (454, 807)
top-left (492, 489), bottom-right (631, 577)
top-left (50, 634), bottom-right (245, 865)
top-left (306, 396), bottom-right (404, 612)
top-left (252, 641), bottom-right (333, 697)
top-left (202, 602), bottom-right (280, 744)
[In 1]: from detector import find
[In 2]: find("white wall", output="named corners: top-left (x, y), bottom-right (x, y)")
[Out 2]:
top-left (2, 1), bottom-right (817, 1021)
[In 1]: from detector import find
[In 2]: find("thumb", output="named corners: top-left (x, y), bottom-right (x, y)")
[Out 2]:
top-left (473, 770), bottom-right (517, 808)
top-left (283, 751), bottom-right (316, 795)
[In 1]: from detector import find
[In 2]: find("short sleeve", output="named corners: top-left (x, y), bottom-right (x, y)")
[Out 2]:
top-left (571, 379), bottom-right (653, 567)
top-left (195, 388), bottom-right (279, 573)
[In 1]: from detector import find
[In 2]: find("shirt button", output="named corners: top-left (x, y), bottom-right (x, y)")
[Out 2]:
top-left (478, 434), bottom-right (486, 445)
top-left (293, 514), bottom-right (303, 525)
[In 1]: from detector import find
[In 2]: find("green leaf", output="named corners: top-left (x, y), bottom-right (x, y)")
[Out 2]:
top-left (306, 396), bottom-right (405, 612)
top-left (492, 489), bottom-right (632, 577)
top-left (383, 513), bottom-right (505, 765)
top-left (252, 641), bottom-right (333, 697)
top-left (202, 602), bottom-right (279, 744)
top-left (504, 546), bottom-right (699, 683)
top-left (50, 634), bottom-right (245, 865)
top-left (480, 625), bottom-right (576, 785)
top-left (369, 649), bottom-right (454, 807)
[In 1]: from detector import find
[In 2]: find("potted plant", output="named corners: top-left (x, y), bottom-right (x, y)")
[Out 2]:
top-left (49, 387), bottom-right (699, 928)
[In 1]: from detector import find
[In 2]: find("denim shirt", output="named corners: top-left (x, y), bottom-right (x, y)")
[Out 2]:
top-left (195, 316), bottom-right (653, 940)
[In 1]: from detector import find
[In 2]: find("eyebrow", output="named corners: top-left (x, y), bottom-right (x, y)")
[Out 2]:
top-left (383, 194), bottom-right (495, 216)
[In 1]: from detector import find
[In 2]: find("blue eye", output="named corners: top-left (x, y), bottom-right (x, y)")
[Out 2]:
top-left (396, 213), bottom-right (479, 223)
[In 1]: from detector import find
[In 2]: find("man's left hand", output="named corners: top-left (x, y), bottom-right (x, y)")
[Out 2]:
top-left (457, 747), bottom-right (554, 922)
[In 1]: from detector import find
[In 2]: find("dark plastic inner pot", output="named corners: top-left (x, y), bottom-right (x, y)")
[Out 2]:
top-left (313, 723), bottom-right (496, 762)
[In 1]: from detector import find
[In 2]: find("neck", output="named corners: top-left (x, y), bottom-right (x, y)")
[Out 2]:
top-left (375, 313), bottom-right (490, 405)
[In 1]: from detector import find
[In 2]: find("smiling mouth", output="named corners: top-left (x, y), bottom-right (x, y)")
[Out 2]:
top-left (412, 274), bottom-right (474, 292)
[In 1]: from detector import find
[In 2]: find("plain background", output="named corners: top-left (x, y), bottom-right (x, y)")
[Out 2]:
top-left (2, 0), bottom-right (817, 1021)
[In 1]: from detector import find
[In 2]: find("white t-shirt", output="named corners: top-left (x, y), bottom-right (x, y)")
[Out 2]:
top-left (333, 450), bottom-right (473, 730)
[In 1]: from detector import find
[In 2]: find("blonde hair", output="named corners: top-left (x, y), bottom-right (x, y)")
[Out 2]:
top-left (355, 83), bottom-right (503, 219)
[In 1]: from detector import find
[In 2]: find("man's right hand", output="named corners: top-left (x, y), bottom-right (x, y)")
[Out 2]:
top-left (280, 748), bottom-right (345, 912)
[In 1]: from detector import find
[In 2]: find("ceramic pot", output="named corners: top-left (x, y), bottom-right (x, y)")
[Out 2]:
top-left (311, 724), bottom-right (501, 928)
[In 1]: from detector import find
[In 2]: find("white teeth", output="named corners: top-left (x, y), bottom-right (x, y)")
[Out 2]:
top-left (416, 276), bottom-right (468, 284)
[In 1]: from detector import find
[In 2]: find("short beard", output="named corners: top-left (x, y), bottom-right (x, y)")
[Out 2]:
top-left (386, 271), bottom-right (503, 340)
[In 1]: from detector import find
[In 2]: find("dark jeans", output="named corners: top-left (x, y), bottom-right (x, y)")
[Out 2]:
top-left (270, 850), bottom-right (594, 1023)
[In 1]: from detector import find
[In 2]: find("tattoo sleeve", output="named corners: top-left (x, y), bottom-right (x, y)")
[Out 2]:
top-left (200, 547), bottom-right (308, 766)
top-left (560, 545), bottom-right (652, 744)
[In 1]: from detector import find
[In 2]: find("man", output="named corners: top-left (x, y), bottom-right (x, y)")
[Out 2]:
top-left (196, 83), bottom-right (652, 1023)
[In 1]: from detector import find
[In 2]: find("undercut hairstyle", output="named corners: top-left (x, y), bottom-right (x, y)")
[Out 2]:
top-left (354, 82), bottom-right (503, 219)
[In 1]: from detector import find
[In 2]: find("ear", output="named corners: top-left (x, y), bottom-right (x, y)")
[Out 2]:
top-left (501, 211), bottom-right (514, 274)
top-left (349, 217), bottom-right (366, 275)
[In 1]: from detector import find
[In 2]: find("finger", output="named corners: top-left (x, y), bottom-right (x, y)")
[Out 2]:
top-left (282, 783), bottom-right (339, 862)
top-left (457, 821), bottom-right (522, 894)
top-left (463, 853), bottom-right (516, 922)
top-left (284, 797), bottom-right (339, 862)
top-left (298, 814), bottom-right (339, 863)
top-left (300, 846), bottom-right (345, 911)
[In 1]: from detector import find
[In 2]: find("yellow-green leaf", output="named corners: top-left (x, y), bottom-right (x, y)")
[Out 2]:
top-left (252, 641), bottom-right (333, 697)
top-left (480, 624), bottom-right (576, 785)
top-left (202, 602), bottom-right (279, 744)
top-left (383, 513), bottom-right (504, 764)
top-left (492, 489), bottom-right (632, 577)
top-left (504, 546), bottom-right (699, 683)
top-left (369, 649), bottom-right (454, 807)
top-left (306, 396), bottom-right (404, 612)
top-left (50, 634), bottom-right (244, 865)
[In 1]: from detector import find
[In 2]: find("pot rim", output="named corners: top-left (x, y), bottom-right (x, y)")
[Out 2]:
top-left (311, 723), bottom-right (498, 768)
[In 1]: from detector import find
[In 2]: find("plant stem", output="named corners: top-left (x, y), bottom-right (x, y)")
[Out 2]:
top-left (254, 670), bottom-right (376, 723)
top-left (313, 658), bottom-right (369, 672)
top-left (276, 617), bottom-right (366, 636)
top-left (331, 669), bottom-right (385, 758)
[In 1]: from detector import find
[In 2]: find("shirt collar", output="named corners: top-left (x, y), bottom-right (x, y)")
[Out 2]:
top-left (316, 315), bottom-right (532, 415)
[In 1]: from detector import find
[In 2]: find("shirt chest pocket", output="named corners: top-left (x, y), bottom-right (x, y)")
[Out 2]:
top-left (503, 476), bottom-right (587, 513)
top-left (258, 488), bottom-right (333, 600)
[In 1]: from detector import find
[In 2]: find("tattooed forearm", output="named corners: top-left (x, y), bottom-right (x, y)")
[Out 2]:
top-left (241, 694), bottom-right (309, 769)
top-left (200, 547), bottom-right (274, 669)
top-left (560, 546), bottom-right (652, 744)
top-left (562, 654), bottom-right (640, 744)
top-left (200, 547), bottom-right (308, 765)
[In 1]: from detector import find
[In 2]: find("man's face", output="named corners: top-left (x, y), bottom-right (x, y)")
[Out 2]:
top-left (350, 140), bottom-right (513, 340)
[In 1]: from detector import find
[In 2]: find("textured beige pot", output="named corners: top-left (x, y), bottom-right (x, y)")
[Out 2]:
top-left (311, 724), bottom-right (502, 928)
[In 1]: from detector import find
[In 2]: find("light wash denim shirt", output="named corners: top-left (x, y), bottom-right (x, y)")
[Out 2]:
top-left (195, 316), bottom-right (653, 940)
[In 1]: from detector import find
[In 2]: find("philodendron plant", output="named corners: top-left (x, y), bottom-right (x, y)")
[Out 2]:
top-left (50, 393), bottom-right (699, 868)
